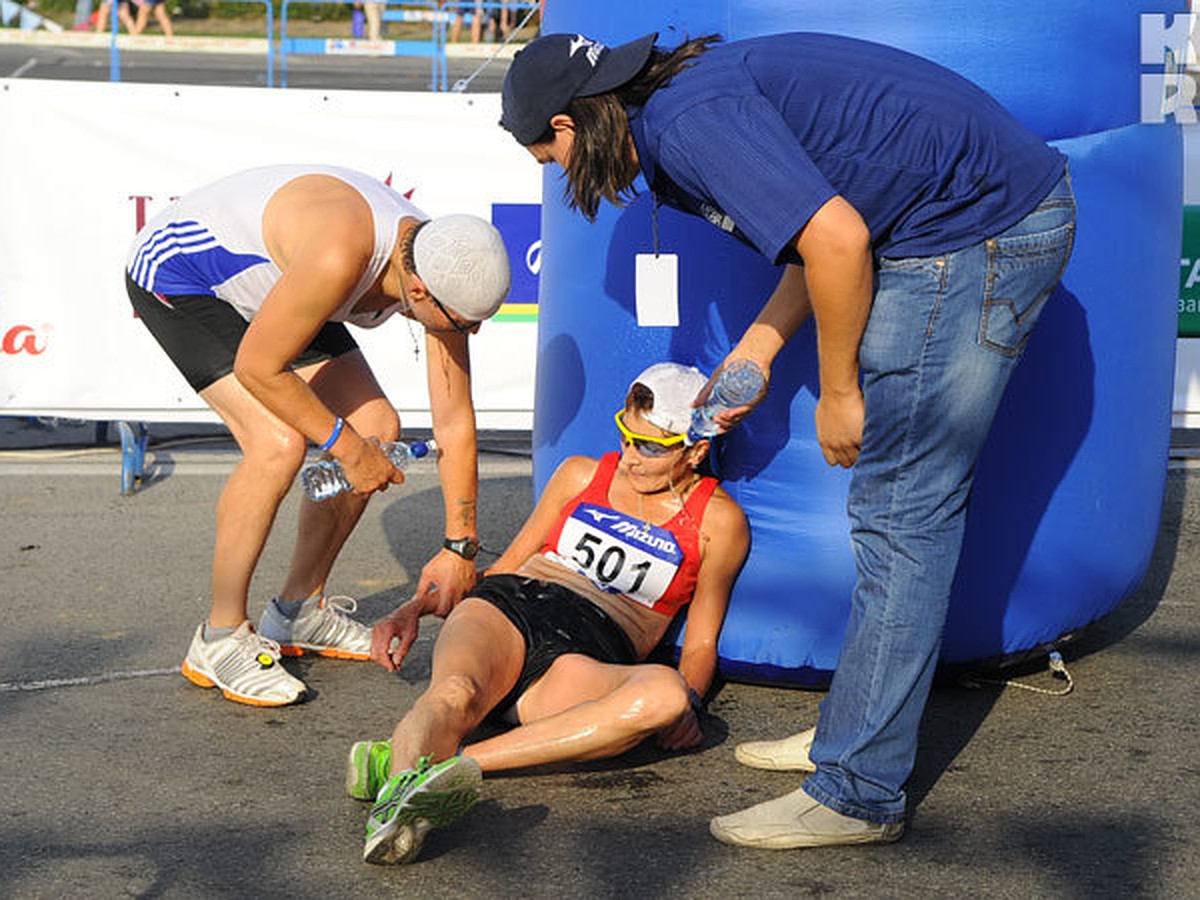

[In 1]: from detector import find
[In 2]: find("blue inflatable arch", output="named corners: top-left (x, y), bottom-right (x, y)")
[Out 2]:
top-left (531, 1), bottom-right (1183, 686)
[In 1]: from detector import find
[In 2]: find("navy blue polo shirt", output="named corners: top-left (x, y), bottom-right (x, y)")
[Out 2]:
top-left (628, 33), bottom-right (1066, 263)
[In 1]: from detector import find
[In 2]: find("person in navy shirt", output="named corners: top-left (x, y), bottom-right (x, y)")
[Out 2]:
top-left (501, 31), bottom-right (1076, 849)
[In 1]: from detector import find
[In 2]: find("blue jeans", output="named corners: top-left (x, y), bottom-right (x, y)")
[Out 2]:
top-left (802, 171), bottom-right (1076, 824)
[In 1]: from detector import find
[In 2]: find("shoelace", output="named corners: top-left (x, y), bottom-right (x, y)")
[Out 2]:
top-left (322, 595), bottom-right (359, 618)
top-left (248, 630), bottom-right (283, 662)
top-left (373, 756), bottom-right (433, 809)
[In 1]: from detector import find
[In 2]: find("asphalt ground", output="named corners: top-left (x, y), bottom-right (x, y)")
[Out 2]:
top-left (0, 416), bottom-right (1198, 898)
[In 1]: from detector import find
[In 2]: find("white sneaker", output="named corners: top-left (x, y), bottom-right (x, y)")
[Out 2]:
top-left (710, 787), bottom-right (904, 849)
top-left (734, 727), bottom-right (817, 771)
top-left (181, 621), bottom-right (306, 707)
top-left (258, 595), bottom-right (372, 660)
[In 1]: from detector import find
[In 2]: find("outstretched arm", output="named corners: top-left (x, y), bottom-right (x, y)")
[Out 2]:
top-left (657, 489), bottom-right (750, 750)
top-left (713, 196), bottom-right (872, 469)
top-left (370, 586), bottom-right (439, 672)
top-left (371, 455), bottom-right (598, 672)
top-left (413, 328), bottom-right (481, 616)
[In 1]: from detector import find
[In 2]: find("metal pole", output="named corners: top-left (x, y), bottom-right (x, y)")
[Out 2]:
top-left (280, 0), bottom-right (288, 88)
top-left (265, 0), bottom-right (274, 88)
top-left (108, 0), bottom-right (120, 82)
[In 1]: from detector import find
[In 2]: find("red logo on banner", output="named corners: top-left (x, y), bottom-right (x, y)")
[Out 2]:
top-left (1, 324), bottom-right (48, 356)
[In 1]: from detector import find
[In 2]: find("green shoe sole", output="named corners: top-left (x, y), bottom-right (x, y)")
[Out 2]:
top-left (362, 756), bottom-right (482, 865)
top-left (363, 787), bottom-right (479, 865)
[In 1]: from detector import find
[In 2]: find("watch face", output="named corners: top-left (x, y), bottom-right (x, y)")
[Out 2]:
top-left (447, 538), bottom-right (479, 560)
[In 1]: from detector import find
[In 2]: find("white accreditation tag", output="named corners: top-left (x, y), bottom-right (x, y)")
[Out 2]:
top-left (635, 253), bottom-right (679, 327)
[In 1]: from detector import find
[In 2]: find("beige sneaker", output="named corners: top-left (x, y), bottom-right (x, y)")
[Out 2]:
top-left (181, 621), bottom-right (306, 707)
top-left (734, 727), bottom-right (817, 771)
top-left (710, 787), bottom-right (903, 849)
top-left (258, 594), bottom-right (371, 660)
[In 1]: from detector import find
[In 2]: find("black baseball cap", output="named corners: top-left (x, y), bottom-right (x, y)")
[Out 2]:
top-left (501, 32), bottom-right (658, 146)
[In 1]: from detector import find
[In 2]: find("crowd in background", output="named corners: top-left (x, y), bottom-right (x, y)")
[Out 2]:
top-left (89, 0), bottom-right (174, 35)
top-left (83, 0), bottom-right (520, 42)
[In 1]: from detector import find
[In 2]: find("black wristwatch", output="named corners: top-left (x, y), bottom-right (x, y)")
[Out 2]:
top-left (443, 536), bottom-right (480, 561)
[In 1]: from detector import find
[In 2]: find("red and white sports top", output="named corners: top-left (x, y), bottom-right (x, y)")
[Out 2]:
top-left (538, 452), bottom-right (718, 618)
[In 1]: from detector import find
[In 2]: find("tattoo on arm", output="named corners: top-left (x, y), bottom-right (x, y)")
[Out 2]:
top-left (456, 498), bottom-right (476, 530)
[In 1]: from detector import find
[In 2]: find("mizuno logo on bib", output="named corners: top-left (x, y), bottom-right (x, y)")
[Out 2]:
top-left (547, 502), bottom-right (683, 608)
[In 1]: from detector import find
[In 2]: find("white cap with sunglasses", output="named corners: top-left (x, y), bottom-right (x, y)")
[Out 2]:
top-left (630, 362), bottom-right (710, 437)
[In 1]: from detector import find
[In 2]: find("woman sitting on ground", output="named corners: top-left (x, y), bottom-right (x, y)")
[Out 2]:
top-left (350, 361), bottom-right (750, 865)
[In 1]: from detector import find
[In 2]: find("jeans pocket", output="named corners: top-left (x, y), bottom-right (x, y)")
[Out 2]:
top-left (978, 220), bottom-right (1075, 357)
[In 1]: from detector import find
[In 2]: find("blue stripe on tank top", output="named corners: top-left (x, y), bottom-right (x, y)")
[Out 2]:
top-left (133, 221), bottom-right (271, 296)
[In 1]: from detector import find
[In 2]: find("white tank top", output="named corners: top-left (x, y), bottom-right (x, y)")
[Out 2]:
top-left (125, 164), bottom-right (422, 328)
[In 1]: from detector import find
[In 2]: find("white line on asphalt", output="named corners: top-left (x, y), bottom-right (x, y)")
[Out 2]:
top-left (0, 666), bottom-right (178, 693)
top-left (10, 57), bottom-right (36, 77)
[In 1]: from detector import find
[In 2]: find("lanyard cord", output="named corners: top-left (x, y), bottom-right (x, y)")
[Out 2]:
top-left (652, 192), bottom-right (661, 258)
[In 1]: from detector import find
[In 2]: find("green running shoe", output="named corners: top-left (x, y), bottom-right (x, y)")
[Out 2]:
top-left (363, 755), bottom-right (482, 865)
top-left (347, 740), bottom-right (393, 801)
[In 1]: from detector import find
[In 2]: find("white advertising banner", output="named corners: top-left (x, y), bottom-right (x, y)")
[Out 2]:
top-left (0, 79), bottom-right (541, 429)
top-left (4, 77), bottom-right (1196, 430)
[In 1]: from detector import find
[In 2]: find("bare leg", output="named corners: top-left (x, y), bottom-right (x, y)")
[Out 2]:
top-left (388, 598), bottom-right (526, 773)
top-left (463, 655), bottom-right (691, 773)
top-left (278, 350), bottom-right (399, 602)
top-left (364, 1), bottom-right (381, 40)
top-left (200, 374), bottom-right (310, 628)
top-left (469, 1), bottom-right (482, 42)
top-left (96, 2), bottom-right (135, 32)
top-left (154, 4), bottom-right (173, 36)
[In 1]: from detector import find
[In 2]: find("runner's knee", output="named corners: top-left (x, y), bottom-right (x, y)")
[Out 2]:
top-left (424, 672), bottom-right (488, 721)
top-left (241, 426), bottom-right (309, 481)
top-left (623, 666), bottom-right (691, 731)
top-left (349, 402), bottom-right (400, 445)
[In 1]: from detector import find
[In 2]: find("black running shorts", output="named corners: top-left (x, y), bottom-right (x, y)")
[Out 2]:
top-left (125, 272), bottom-right (359, 392)
top-left (469, 573), bottom-right (639, 720)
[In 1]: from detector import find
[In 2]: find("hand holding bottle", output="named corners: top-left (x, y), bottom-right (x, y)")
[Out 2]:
top-left (302, 436), bottom-right (436, 502)
top-left (688, 357), bottom-right (768, 442)
top-left (341, 437), bottom-right (405, 496)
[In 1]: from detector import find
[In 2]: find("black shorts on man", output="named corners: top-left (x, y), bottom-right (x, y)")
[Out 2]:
top-left (125, 272), bottom-right (358, 392)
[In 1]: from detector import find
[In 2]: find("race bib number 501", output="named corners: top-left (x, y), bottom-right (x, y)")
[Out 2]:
top-left (552, 503), bottom-right (683, 607)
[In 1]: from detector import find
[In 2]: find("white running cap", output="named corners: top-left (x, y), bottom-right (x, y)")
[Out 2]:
top-left (413, 214), bottom-right (512, 321)
top-left (629, 362), bottom-right (710, 435)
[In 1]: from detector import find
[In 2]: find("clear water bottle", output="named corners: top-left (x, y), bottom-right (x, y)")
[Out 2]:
top-left (688, 359), bottom-right (765, 443)
top-left (301, 439), bottom-right (437, 503)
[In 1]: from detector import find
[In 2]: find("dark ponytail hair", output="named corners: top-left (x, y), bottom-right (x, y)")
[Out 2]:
top-left (560, 34), bottom-right (721, 221)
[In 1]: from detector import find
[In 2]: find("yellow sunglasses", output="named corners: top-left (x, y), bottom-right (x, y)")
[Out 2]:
top-left (614, 409), bottom-right (687, 457)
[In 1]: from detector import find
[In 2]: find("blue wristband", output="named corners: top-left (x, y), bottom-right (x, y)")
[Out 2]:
top-left (319, 416), bottom-right (344, 452)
